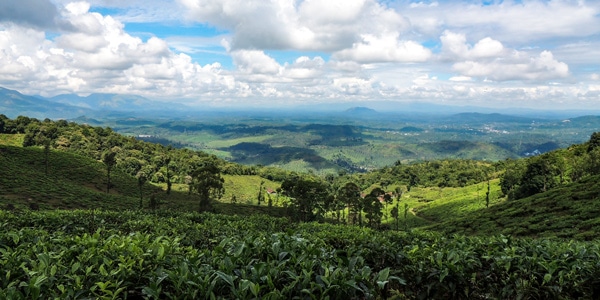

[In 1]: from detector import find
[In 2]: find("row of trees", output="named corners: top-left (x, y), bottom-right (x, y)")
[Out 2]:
top-left (279, 175), bottom-right (406, 229)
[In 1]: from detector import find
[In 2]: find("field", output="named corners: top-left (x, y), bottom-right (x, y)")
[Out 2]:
top-left (2, 210), bottom-right (600, 299)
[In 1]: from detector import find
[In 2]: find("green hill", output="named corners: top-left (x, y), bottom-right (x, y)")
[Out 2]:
top-left (2, 114), bottom-right (600, 242)
top-left (0, 144), bottom-right (286, 217)
top-left (425, 175), bottom-right (600, 240)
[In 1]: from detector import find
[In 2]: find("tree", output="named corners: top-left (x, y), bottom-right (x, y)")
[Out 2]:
top-left (185, 175), bottom-right (193, 195)
top-left (383, 191), bottom-right (393, 221)
top-left (102, 150), bottom-right (117, 194)
top-left (189, 157), bottom-right (224, 212)
top-left (404, 203), bottom-right (409, 230)
top-left (136, 165), bottom-right (152, 209)
top-left (570, 153), bottom-right (589, 182)
top-left (257, 181), bottom-right (265, 206)
top-left (499, 159), bottom-right (525, 198)
top-left (363, 188), bottom-right (385, 228)
top-left (267, 192), bottom-right (273, 208)
top-left (154, 154), bottom-right (173, 195)
top-left (588, 147), bottom-right (600, 176)
top-left (588, 132), bottom-right (600, 153)
top-left (391, 202), bottom-right (399, 230)
top-left (281, 176), bottom-right (330, 222)
top-left (336, 182), bottom-right (362, 225)
top-left (485, 180), bottom-right (490, 208)
top-left (393, 187), bottom-right (403, 201)
top-left (407, 171), bottom-right (419, 192)
top-left (33, 134), bottom-right (52, 176)
top-left (515, 154), bottom-right (561, 199)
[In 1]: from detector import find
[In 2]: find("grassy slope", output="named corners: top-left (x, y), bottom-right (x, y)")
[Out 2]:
top-left (424, 175), bottom-right (600, 240)
top-left (0, 142), bottom-right (286, 217)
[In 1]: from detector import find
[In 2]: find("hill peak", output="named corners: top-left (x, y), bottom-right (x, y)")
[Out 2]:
top-left (344, 107), bottom-right (378, 114)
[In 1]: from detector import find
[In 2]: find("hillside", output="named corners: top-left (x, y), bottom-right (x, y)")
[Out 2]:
top-left (0, 142), bottom-right (286, 217)
top-left (426, 174), bottom-right (600, 240)
top-left (2, 114), bottom-right (600, 242)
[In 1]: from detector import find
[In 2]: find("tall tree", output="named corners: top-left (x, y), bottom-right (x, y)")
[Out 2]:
top-left (257, 181), bottom-right (265, 206)
top-left (336, 182), bottom-right (362, 225)
top-left (136, 165), bottom-right (152, 209)
top-left (391, 202), bottom-right (399, 230)
top-left (281, 176), bottom-right (330, 222)
top-left (485, 180), bottom-right (490, 208)
top-left (364, 188), bottom-right (385, 228)
top-left (588, 132), bottom-right (600, 153)
top-left (102, 150), bottom-right (117, 194)
top-left (189, 156), bottom-right (224, 212)
top-left (154, 154), bottom-right (172, 195)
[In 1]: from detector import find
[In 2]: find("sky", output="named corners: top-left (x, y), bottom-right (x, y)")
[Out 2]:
top-left (0, 0), bottom-right (599, 110)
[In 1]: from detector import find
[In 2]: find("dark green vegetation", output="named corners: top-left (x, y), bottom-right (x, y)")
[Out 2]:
top-left (3, 113), bottom-right (600, 298)
top-left (2, 210), bottom-right (600, 299)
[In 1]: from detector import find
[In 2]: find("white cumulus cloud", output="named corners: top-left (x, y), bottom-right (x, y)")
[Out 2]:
top-left (441, 31), bottom-right (569, 81)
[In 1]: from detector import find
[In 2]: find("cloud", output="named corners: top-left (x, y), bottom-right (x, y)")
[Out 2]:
top-left (451, 51), bottom-right (569, 82)
top-left (0, 0), bottom-right (61, 29)
top-left (0, 3), bottom-right (234, 98)
top-left (332, 33), bottom-right (432, 63)
top-left (404, 0), bottom-right (600, 43)
top-left (179, 0), bottom-right (410, 52)
top-left (441, 31), bottom-right (569, 81)
top-left (0, 0), bottom-right (599, 110)
top-left (441, 31), bottom-right (505, 60)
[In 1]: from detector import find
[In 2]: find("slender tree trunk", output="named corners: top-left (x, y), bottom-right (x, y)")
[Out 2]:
top-left (106, 169), bottom-right (111, 194)
top-left (139, 185), bottom-right (143, 209)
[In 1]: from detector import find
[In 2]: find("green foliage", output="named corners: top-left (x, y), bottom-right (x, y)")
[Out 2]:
top-left (281, 175), bottom-right (331, 222)
top-left (588, 132), bottom-right (600, 152)
top-left (500, 132), bottom-right (599, 201)
top-left (2, 210), bottom-right (600, 299)
top-left (102, 150), bottom-right (117, 194)
top-left (427, 174), bottom-right (600, 240)
top-left (188, 156), bottom-right (225, 212)
top-left (336, 182), bottom-right (362, 225)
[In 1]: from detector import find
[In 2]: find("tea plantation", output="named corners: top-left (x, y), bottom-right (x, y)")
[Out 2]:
top-left (1, 210), bottom-right (600, 299)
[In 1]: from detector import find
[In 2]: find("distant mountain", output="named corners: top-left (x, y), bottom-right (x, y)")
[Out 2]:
top-left (69, 115), bottom-right (103, 125)
top-left (344, 106), bottom-right (378, 116)
top-left (566, 115), bottom-right (600, 126)
top-left (442, 112), bottom-right (551, 124)
top-left (48, 93), bottom-right (174, 112)
top-left (0, 86), bottom-right (194, 120)
top-left (0, 87), bottom-right (91, 119)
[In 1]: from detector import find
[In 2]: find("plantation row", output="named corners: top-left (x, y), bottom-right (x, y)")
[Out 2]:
top-left (1, 210), bottom-right (600, 299)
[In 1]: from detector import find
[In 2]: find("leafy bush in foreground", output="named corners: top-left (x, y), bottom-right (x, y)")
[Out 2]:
top-left (1, 210), bottom-right (599, 299)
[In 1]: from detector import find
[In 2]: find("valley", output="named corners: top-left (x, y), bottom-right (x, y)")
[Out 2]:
top-left (1, 110), bottom-right (600, 298)
top-left (93, 110), bottom-right (600, 174)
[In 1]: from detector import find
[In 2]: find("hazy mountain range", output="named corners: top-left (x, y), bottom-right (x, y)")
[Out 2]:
top-left (2, 86), bottom-right (600, 121)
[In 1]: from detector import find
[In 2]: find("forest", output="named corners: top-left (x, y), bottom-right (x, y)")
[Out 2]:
top-left (2, 114), bottom-right (600, 298)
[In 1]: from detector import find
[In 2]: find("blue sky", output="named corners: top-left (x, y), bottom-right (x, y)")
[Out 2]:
top-left (0, 0), bottom-right (599, 109)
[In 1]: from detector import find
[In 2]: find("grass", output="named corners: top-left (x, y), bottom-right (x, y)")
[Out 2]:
top-left (0, 134), bottom-right (24, 147)
top-left (425, 175), bottom-right (600, 240)
top-left (407, 179), bottom-right (504, 222)
top-left (0, 144), bottom-right (286, 218)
